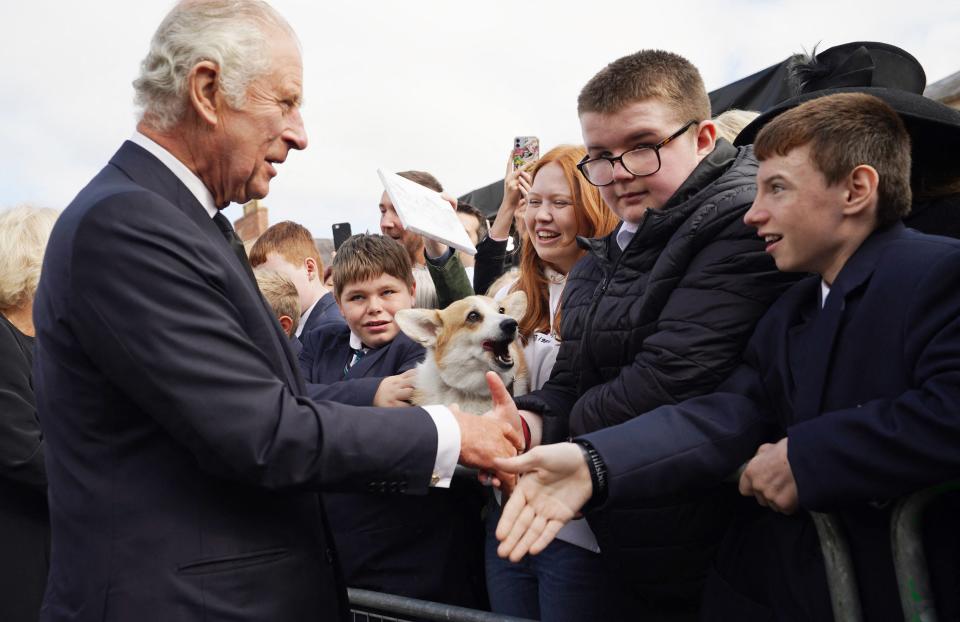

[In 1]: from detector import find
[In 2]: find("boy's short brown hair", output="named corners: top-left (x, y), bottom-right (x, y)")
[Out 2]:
top-left (248, 221), bottom-right (323, 271)
top-left (577, 49), bottom-right (711, 123)
top-left (754, 92), bottom-right (912, 228)
top-left (254, 268), bottom-right (300, 333)
top-left (332, 234), bottom-right (415, 299)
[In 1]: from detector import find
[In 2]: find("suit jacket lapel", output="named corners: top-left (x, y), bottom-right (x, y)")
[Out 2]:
top-left (790, 223), bottom-right (905, 422)
top-left (109, 141), bottom-right (305, 392)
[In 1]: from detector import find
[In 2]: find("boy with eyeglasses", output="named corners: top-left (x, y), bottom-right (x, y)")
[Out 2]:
top-left (504, 49), bottom-right (799, 618)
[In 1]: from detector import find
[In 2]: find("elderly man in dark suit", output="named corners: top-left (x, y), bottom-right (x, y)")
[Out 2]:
top-left (494, 93), bottom-right (960, 621)
top-left (32, 2), bottom-right (520, 621)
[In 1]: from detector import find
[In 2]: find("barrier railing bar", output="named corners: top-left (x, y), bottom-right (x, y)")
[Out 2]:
top-left (891, 481), bottom-right (960, 622)
top-left (348, 588), bottom-right (536, 622)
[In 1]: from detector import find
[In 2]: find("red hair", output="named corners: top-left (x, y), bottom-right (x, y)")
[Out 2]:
top-left (512, 145), bottom-right (619, 341)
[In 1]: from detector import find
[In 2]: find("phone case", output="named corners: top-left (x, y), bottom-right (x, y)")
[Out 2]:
top-left (512, 136), bottom-right (540, 169)
top-left (332, 222), bottom-right (352, 251)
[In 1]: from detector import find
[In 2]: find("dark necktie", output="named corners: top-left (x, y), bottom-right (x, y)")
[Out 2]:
top-left (212, 211), bottom-right (257, 285)
top-left (343, 347), bottom-right (369, 377)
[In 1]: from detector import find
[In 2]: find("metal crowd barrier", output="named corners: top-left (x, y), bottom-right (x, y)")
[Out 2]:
top-left (890, 481), bottom-right (960, 622)
top-left (348, 588), bottom-right (535, 622)
top-left (731, 464), bottom-right (959, 622)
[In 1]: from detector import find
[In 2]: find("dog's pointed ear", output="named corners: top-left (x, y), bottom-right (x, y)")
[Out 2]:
top-left (501, 290), bottom-right (527, 319)
top-left (395, 309), bottom-right (442, 347)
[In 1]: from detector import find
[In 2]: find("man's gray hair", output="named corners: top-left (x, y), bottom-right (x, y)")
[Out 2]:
top-left (133, 0), bottom-right (295, 131)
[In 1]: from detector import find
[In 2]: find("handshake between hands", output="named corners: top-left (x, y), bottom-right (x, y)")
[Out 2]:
top-left (447, 372), bottom-right (597, 562)
top-left (454, 377), bottom-right (801, 564)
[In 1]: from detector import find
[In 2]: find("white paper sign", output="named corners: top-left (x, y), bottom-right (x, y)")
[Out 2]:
top-left (377, 169), bottom-right (477, 256)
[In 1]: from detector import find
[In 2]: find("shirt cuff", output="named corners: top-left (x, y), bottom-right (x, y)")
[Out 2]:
top-left (424, 247), bottom-right (454, 263)
top-left (487, 232), bottom-right (509, 242)
top-left (422, 404), bottom-right (461, 488)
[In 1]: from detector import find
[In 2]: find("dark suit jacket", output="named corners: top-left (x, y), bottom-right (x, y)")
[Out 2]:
top-left (299, 291), bottom-right (344, 338)
top-left (0, 313), bottom-right (49, 622)
top-left (299, 324), bottom-right (486, 607)
top-left (583, 224), bottom-right (960, 621)
top-left (299, 323), bottom-right (424, 405)
top-left (33, 141), bottom-right (441, 622)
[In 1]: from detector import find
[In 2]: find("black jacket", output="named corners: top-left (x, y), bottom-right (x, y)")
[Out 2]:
top-left (515, 140), bottom-right (799, 604)
top-left (0, 314), bottom-right (48, 622)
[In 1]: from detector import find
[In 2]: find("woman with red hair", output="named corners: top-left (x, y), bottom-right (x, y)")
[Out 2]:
top-left (487, 145), bottom-right (619, 620)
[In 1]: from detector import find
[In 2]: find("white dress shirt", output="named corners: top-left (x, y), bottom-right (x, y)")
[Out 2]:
top-left (295, 298), bottom-right (320, 339)
top-left (616, 220), bottom-right (641, 251)
top-left (128, 131), bottom-right (460, 487)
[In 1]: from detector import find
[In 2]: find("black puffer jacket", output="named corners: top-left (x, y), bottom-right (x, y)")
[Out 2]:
top-left (515, 140), bottom-right (800, 604)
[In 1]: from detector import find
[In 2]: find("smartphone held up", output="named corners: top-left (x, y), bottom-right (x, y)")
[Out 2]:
top-left (512, 136), bottom-right (539, 170)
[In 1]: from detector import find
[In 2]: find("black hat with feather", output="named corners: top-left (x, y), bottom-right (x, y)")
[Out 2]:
top-left (735, 41), bottom-right (960, 157)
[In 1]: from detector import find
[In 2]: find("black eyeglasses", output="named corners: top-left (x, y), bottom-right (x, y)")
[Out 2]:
top-left (576, 120), bottom-right (698, 187)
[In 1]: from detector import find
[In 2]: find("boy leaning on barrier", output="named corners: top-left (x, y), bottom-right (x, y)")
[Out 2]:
top-left (495, 92), bottom-right (960, 621)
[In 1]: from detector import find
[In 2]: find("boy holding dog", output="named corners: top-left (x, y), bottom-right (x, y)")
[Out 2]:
top-left (298, 233), bottom-right (487, 608)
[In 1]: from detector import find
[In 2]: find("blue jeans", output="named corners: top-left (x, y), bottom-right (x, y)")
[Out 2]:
top-left (485, 504), bottom-right (621, 621)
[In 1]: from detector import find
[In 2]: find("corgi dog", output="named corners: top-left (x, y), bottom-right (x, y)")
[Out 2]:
top-left (395, 292), bottom-right (528, 414)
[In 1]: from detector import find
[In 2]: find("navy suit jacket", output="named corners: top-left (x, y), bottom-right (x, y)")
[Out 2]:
top-left (33, 142), bottom-right (440, 622)
top-left (300, 323), bottom-right (424, 406)
top-left (583, 224), bottom-right (960, 621)
top-left (299, 291), bottom-right (344, 336)
top-left (299, 324), bottom-right (485, 607)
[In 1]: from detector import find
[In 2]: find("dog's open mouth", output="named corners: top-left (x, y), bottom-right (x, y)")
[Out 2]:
top-left (482, 339), bottom-right (514, 369)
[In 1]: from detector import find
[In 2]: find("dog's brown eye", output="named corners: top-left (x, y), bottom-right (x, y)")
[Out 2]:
top-left (467, 311), bottom-right (481, 322)
top-left (498, 307), bottom-right (505, 314)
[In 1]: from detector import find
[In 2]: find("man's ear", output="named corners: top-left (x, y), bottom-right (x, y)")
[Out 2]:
top-left (843, 164), bottom-right (880, 219)
top-left (278, 315), bottom-right (295, 337)
top-left (695, 120), bottom-right (717, 157)
top-left (304, 257), bottom-right (319, 281)
top-left (394, 309), bottom-right (441, 347)
top-left (501, 290), bottom-right (527, 319)
top-left (188, 61), bottom-right (222, 127)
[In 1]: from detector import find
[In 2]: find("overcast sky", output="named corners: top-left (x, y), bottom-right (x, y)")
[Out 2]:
top-left (3, 0), bottom-right (958, 239)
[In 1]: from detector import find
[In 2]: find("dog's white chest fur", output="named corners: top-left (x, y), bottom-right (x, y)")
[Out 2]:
top-left (413, 354), bottom-right (527, 415)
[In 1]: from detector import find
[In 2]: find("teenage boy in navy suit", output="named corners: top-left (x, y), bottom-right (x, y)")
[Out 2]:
top-left (301, 234), bottom-right (486, 607)
top-left (495, 93), bottom-right (960, 621)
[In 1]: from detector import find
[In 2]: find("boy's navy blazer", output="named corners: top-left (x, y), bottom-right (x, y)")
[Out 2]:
top-left (300, 323), bottom-right (425, 405)
top-left (299, 291), bottom-right (344, 337)
top-left (580, 224), bottom-right (960, 620)
top-left (32, 141), bottom-right (440, 622)
top-left (298, 322), bottom-right (484, 607)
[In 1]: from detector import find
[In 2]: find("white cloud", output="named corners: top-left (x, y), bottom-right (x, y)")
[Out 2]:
top-left (2, 0), bottom-right (956, 239)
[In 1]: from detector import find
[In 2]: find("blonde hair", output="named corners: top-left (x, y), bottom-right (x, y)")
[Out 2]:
top-left (0, 205), bottom-right (59, 311)
top-left (254, 268), bottom-right (300, 333)
top-left (713, 109), bottom-right (760, 143)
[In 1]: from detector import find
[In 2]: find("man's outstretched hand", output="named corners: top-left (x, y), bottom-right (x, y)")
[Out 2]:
top-left (493, 442), bottom-right (593, 562)
top-left (451, 372), bottom-right (524, 492)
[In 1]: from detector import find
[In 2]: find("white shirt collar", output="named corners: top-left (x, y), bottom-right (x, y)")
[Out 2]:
top-left (616, 220), bottom-right (640, 251)
top-left (295, 298), bottom-right (320, 338)
top-left (820, 280), bottom-right (831, 309)
top-left (130, 131), bottom-right (218, 218)
top-left (349, 331), bottom-right (366, 350)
